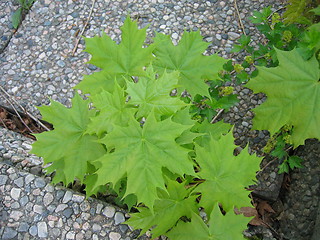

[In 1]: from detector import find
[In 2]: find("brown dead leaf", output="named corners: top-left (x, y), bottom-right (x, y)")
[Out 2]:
top-left (235, 206), bottom-right (258, 217)
top-left (22, 117), bottom-right (31, 125)
top-left (234, 207), bottom-right (266, 226)
top-left (250, 217), bottom-right (267, 226)
top-left (257, 201), bottom-right (275, 216)
top-left (0, 108), bottom-right (8, 119)
top-left (5, 120), bottom-right (16, 130)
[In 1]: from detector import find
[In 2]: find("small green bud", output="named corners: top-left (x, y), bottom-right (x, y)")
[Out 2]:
top-left (244, 56), bottom-right (254, 64)
top-left (219, 86), bottom-right (234, 96)
top-left (271, 13), bottom-right (281, 29)
top-left (234, 64), bottom-right (244, 73)
top-left (263, 136), bottom-right (277, 153)
top-left (193, 115), bottom-right (202, 120)
top-left (282, 30), bottom-right (293, 43)
top-left (283, 135), bottom-right (292, 144)
top-left (281, 124), bottom-right (292, 132)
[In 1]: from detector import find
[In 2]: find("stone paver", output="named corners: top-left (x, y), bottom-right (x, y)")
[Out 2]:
top-left (0, 163), bottom-right (146, 239)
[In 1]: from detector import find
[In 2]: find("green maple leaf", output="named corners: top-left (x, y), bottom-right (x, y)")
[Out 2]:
top-left (85, 112), bottom-right (195, 208)
top-left (166, 204), bottom-right (249, 240)
top-left (86, 81), bottom-right (136, 136)
top-left (75, 70), bottom-right (126, 95)
top-left (126, 179), bottom-right (198, 238)
top-left (153, 31), bottom-right (226, 97)
top-left (173, 107), bottom-right (203, 146)
top-left (127, 66), bottom-right (187, 119)
top-left (193, 120), bottom-right (232, 147)
top-left (246, 49), bottom-right (320, 147)
top-left (31, 93), bottom-right (106, 184)
top-left (195, 132), bottom-right (260, 214)
top-left (85, 16), bottom-right (153, 75)
top-left (75, 16), bottom-right (154, 95)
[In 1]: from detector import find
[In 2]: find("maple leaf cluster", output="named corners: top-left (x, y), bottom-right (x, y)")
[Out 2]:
top-left (30, 15), bottom-right (320, 239)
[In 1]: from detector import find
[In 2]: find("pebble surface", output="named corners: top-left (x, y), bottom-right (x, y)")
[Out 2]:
top-left (0, 1), bottom-right (17, 53)
top-left (279, 139), bottom-right (320, 240)
top-left (0, 163), bottom-right (148, 240)
top-left (0, 0), bottom-right (319, 239)
top-left (0, 0), bottom-right (283, 116)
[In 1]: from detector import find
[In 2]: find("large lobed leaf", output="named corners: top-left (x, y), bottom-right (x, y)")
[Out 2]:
top-left (85, 112), bottom-right (196, 208)
top-left (195, 132), bottom-right (260, 214)
top-left (75, 70), bottom-right (125, 96)
top-left (127, 66), bottom-right (187, 119)
top-left (192, 119), bottom-right (232, 147)
top-left (86, 81), bottom-right (136, 137)
top-left (246, 49), bottom-right (320, 147)
top-left (31, 93), bottom-right (106, 184)
top-left (126, 179), bottom-right (198, 238)
top-left (166, 204), bottom-right (249, 240)
top-left (75, 16), bottom-right (154, 95)
top-left (153, 31), bottom-right (226, 97)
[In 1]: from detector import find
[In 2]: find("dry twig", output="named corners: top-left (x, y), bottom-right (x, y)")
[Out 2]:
top-left (267, 6), bottom-right (287, 20)
top-left (72, 0), bottom-right (96, 55)
top-left (210, 109), bottom-right (224, 124)
top-left (234, 0), bottom-right (246, 35)
top-left (0, 115), bottom-right (8, 129)
top-left (258, 158), bottom-right (277, 173)
top-left (0, 85), bottom-right (50, 131)
top-left (0, 88), bottom-right (33, 133)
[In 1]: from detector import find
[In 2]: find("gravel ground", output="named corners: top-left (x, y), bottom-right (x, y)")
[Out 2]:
top-left (279, 139), bottom-right (320, 240)
top-left (1, 0), bottom-right (319, 239)
top-left (0, 1), bottom-right (16, 53)
top-left (0, 0), bottom-right (283, 116)
top-left (0, 162), bottom-right (149, 240)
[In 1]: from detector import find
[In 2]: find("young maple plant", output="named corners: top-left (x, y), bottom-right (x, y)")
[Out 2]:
top-left (31, 17), bottom-right (261, 239)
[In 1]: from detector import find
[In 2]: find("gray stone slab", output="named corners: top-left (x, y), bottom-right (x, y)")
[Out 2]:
top-left (0, 162), bottom-right (149, 239)
top-left (0, 1), bottom-right (17, 53)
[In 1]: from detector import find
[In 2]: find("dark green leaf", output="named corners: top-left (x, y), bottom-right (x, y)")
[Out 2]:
top-left (278, 162), bottom-right (289, 174)
top-left (236, 71), bottom-right (249, 83)
top-left (288, 156), bottom-right (303, 169)
top-left (25, 0), bottom-right (36, 9)
top-left (249, 11), bottom-right (263, 24)
top-left (271, 138), bottom-right (287, 159)
top-left (242, 61), bottom-right (250, 68)
top-left (261, 7), bottom-right (272, 18)
top-left (17, 0), bottom-right (24, 5)
top-left (12, 8), bottom-right (22, 29)
top-left (216, 94), bottom-right (239, 110)
top-left (250, 69), bottom-right (259, 78)
top-left (223, 60), bottom-right (234, 72)
top-left (256, 58), bottom-right (268, 66)
top-left (231, 45), bottom-right (243, 53)
top-left (257, 24), bottom-right (271, 34)
top-left (238, 35), bottom-right (251, 46)
top-left (310, 6), bottom-right (320, 16)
